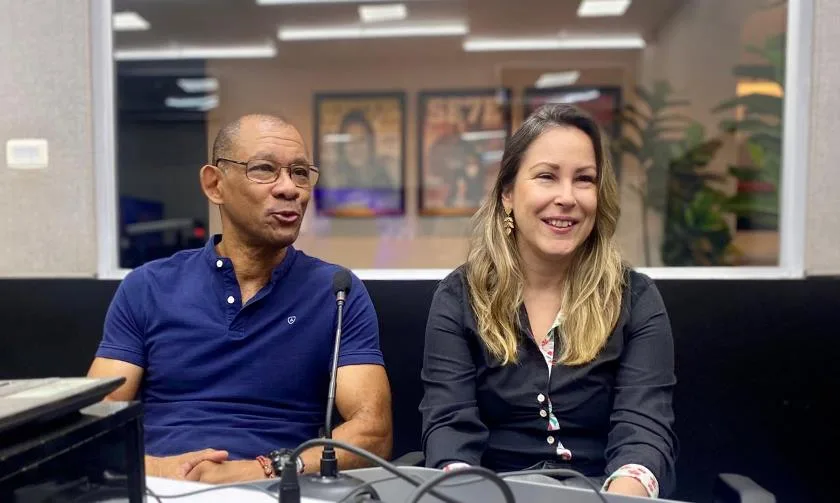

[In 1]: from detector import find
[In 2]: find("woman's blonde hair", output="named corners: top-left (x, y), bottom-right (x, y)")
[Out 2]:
top-left (466, 104), bottom-right (625, 366)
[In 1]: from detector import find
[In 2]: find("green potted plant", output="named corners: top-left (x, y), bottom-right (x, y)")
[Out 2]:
top-left (714, 32), bottom-right (785, 231)
top-left (661, 123), bottom-right (734, 266)
top-left (613, 80), bottom-right (693, 265)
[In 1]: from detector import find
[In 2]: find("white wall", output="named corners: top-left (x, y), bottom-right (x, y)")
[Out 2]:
top-left (806, 0), bottom-right (840, 275)
top-left (0, 0), bottom-right (836, 277)
top-left (0, 0), bottom-right (97, 277)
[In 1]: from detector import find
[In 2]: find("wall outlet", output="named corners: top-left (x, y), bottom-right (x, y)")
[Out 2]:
top-left (6, 139), bottom-right (49, 170)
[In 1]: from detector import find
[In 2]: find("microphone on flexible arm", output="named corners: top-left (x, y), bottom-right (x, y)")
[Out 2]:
top-left (321, 268), bottom-right (352, 477)
top-left (277, 269), bottom-right (380, 502)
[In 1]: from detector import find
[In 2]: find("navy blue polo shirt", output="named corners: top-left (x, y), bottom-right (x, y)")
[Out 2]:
top-left (95, 235), bottom-right (384, 459)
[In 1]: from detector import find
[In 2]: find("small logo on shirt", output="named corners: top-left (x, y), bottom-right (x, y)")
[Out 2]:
top-left (287, 316), bottom-right (297, 325)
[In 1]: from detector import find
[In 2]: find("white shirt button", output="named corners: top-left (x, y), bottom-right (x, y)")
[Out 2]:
top-left (227, 296), bottom-right (235, 304)
top-left (216, 259), bottom-right (223, 268)
top-left (539, 409), bottom-right (548, 418)
top-left (547, 436), bottom-right (555, 445)
top-left (537, 393), bottom-right (545, 403)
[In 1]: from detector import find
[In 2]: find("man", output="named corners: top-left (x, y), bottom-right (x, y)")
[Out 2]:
top-left (88, 114), bottom-right (392, 484)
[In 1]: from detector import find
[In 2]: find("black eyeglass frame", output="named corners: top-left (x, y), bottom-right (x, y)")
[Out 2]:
top-left (215, 157), bottom-right (320, 187)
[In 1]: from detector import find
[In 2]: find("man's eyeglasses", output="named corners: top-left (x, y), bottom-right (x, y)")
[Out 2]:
top-left (215, 158), bottom-right (320, 188)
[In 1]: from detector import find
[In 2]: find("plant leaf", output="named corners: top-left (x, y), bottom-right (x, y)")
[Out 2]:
top-left (739, 213), bottom-right (779, 230)
top-left (728, 165), bottom-right (763, 181)
top-left (732, 64), bottom-right (779, 83)
top-left (724, 192), bottom-right (779, 217)
top-left (628, 183), bottom-right (645, 199)
top-left (635, 85), bottom-right (654, 105)
top-left (664, 99), bottom-right (691, 108)
top-left (747, 142), bottom-right (766, 167)
top-left (617, 115), bottom-right (645, 139)
top-left (622, 103), bottom-right (652, 123)
top-left (658, 113), bottom-right (694, 124)
top-left (684, 122), bottom-right (705, 146)
top-left (615, 137), bottom-right (642, 158)
top-left (719, 118), bottom-right (780, 137)
top-left (713, 94), bottom-right (783, 115)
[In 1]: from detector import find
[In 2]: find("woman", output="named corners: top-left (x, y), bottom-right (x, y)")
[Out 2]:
top-left (318, 109), bottom-right (399, 214)
top-left (436, 139), bottom-right (484, 209)
top-left (332, 109), bottom-right (393, 189)
top-left (419, 104), bottom-right (678, 498)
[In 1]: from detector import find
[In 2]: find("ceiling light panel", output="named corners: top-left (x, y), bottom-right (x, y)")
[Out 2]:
top-left (577, 0), bottom-right (632, 17)
top-left (279, 22), bottom-right (467, 41)
top-left (113, 11), bottom-right (150, 31)
top-left (176, 78), bottom-right (220, 93)
top-left (258, 0), bottom-right (396, 5)
top-left (115, 44), bottom-right (277, 60)
top-left (359, 4), bottom-right (408, 23)
top-left (535, 71), bottom-right (581, 88)
top-left (463, 35), bottom-right (645, 51)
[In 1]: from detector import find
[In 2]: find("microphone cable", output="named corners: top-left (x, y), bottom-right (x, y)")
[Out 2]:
top-left (145, 440), bottom-right (609, 503)
top-left (144, 482), bottom-right (276, 501)
top-left (498, 468), bottom-right (610, 503)
top-left (280, 438), bottom-right (461, 503)
top-left (406, 466), bottom-right (514, 503)
top-left (339, 465), bottom-right (612, 503)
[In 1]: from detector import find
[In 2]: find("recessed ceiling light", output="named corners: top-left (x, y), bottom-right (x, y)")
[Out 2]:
top-left (113, 11), bottom-right (150, 31)
top-left (577, 0), bottom-right (632, 18)
top-left (464, 38), bottom-right (567, 51)
top-left (461, 130), bottom-right (507, 142)
top-left (359, 4), bottom-right (407, 23)
top-left (278, 22), bottom-right (467, 41)
top-left (257, 0), bottom-right (395, 4)
top-left (165, 95), bottom-right (219, 112)
top-left (541, 89), bottom-right (603, 105)
top-left (176, 78), bottom-right (220, 93)
top-left (463, 35), bottom-right (645, 52)
top-left (114, 43), bottom-right (277, 60)
top-left (535, 71), bottom-right (581, 88)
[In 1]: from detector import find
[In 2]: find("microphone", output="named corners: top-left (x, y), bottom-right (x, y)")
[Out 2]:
top-left (280, 269), bottom-right (378, 502)
top-left (321, 268), bottom-right (352, 476)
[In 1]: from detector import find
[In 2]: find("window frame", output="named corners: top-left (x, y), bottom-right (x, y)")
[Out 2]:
top-left (93, 0), bottom-right (813, 281)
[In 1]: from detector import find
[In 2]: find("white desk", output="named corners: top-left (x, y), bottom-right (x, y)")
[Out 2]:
top-left (145, 476), bottom-right (330, 503)
top-left (146, 468), bottom-right (677, 503)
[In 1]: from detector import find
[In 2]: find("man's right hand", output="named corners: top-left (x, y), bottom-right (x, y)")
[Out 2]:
top-left (145, 449), bottom-right (230, 479)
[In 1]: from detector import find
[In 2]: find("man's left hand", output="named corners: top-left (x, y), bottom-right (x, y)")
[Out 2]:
top-left (185, 459), bottom-right (265, 484)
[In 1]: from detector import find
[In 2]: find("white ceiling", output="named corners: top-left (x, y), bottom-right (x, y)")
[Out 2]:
top-left (113, 0), bottom-right (687, 52)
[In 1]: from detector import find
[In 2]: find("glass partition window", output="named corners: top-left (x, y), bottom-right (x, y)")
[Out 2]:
top-left (108, 0), bottom-right (796, 273)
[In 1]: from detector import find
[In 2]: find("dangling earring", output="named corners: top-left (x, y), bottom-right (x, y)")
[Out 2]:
top-left (503, 207), bottom-right (515, 236)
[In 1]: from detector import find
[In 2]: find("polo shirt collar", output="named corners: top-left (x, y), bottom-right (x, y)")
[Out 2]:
top-left (203, 234), bottom-right (297, 283)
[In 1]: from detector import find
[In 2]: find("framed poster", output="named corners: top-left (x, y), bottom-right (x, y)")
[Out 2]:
top-left (313, 92), bottom-right (405, 216)
top-left (418, 88), bottom-right (511, 216)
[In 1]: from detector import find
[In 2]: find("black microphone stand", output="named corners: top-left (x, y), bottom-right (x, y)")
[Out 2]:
top-left (279, 272), bottom-right (378, 502)
top-left (318, 282), bottom-right (345, 479)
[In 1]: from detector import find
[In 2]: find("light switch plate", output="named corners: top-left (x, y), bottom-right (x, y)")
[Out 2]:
top-left (6, 138), bottom-right (49, 170)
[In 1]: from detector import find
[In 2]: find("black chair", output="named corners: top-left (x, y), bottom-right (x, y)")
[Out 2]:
top-left (714, 474), bottom-right (776, 503)
top-left (368, 281), bottom-right (777, 503)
